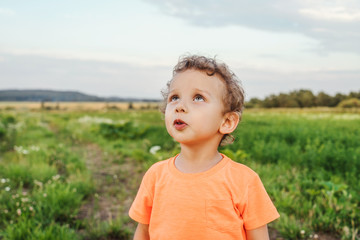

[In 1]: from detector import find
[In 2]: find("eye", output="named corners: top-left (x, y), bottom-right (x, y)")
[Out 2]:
top-left (194, 94), bottom-right (205, 102)
top-left (169, 95), bottom-right (179, 102)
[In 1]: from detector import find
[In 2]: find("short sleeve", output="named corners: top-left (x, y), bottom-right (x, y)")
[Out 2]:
top-left (129, 171), bottom-right (154, 224)
top-left (242, 174), bottom-right (280, 230)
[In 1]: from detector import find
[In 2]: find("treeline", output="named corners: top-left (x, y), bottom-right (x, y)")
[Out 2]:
top-left (246, 89), bottom-right (360, 108)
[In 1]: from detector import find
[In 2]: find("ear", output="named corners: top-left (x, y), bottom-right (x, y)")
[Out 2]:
top-left (219, 112), bottom-right (239, 135)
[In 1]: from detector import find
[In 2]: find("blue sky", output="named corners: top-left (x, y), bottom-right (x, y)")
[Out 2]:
top-left (0, 0), bottom-right (359, 99)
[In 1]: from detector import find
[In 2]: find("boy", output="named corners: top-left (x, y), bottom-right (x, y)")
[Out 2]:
top-left (129, 55), bottom-right (279, 240)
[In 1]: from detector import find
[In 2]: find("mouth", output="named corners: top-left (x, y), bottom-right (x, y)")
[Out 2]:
top-left (173, 119), bottom-right (187, 130)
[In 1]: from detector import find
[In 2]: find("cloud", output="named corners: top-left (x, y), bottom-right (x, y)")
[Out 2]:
top-left (143, 0), bottom-right (360, 54)
top-left (0, 52), bottom-right (358, 99)
top-left (0, 7), bottom-right (15, 16)
top-left (238, 67), bottom-right (360, 99)
top-left (299, 7), bottom-right (360, 22)
top-left (0, 53), bottom-right (170, 99)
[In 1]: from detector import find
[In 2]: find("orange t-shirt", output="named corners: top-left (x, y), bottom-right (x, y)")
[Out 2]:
top-left (129, 154), bottom-right (279, 240)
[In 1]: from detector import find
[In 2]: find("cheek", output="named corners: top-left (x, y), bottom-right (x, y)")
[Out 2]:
top-left (164, 109), bottom-right (172, 127)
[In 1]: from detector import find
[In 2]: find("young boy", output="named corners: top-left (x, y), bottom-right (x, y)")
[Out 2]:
top-left (129, 55), bottom-right (279, 240)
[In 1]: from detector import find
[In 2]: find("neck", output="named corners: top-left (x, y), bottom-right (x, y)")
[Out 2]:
top-left (176, 139), bottom-right (223, 173)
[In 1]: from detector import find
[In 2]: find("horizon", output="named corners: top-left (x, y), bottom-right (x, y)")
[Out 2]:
top-left (0, 88), bottom-right (358, 102)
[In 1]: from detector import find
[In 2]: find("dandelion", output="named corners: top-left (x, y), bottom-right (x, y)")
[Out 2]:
top-left (149, 145), bottom-right (161, 154)
top-left (17, 209), bottom-right (21, 216)
top-left (5, 186), bottom-right (10, 191)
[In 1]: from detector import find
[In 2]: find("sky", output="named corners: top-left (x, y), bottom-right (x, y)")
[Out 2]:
top-left (0, 0), bottom-right (359, 100)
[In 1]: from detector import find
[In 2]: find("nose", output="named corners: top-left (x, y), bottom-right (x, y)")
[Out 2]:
top-left (175, 100), bottom-right (187, 113)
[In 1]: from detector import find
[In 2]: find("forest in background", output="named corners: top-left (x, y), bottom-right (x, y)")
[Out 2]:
top-left (1, 89), bottom-right (360, 109)
top-left (246, 89), bottom-right (360, 108)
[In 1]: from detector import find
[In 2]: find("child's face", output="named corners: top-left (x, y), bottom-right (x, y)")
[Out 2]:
top-left (165, 69), bottom-right (227, 146)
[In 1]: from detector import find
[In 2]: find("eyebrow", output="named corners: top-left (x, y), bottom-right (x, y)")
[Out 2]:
top-left (168, 88), bottom-right (211, 96)
top-left (194, 88), bottom-right (211, 96)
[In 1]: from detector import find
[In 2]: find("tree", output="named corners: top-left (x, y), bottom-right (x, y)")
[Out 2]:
top-left (316, 92), bottom-right (332, 107)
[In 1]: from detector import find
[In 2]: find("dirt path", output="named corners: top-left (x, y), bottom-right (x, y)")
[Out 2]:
top-left (76, 143), bottom-right (143, 233)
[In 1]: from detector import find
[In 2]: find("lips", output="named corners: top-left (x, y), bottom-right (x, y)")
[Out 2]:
top-left (173, 119), bottom-right (187, 130)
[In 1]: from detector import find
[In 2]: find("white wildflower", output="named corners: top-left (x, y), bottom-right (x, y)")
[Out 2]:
top-left (314, 234), bottom-right (319, 239)
top-left (43, 193), bottom-right (47, 197)
top-left (16, 209), bottom-right (21, 216)
top-left (4, 209), bottom-right (8, 214)
top-left (149, 146), bottom-right (161, 155)
top-left (5, 186), bottom-right (10, 191)
top-left (1, 179), bottom-right (6, 184)
top-left (300, 230), bottom-right (305, 235)
top-left (78, 116), bottom-right (114, 124)
top-left (29, 206), bottom-right (34, 211)
top-left (52, 174), bottom-right (60, 181)
top-left (30, 145), bottom-right (40, 151)
top-left (14, 145), bottom-right (23, 153)
top-left (14, 145), bottom-right (29, 154)
top-left (21, 198), bottom-right (29, 202)
top-left (34, 180), bottom-right (43, 188)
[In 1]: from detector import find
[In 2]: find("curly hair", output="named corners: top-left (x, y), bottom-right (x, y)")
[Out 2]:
top-left (161, 54), bottom-right (245, 146)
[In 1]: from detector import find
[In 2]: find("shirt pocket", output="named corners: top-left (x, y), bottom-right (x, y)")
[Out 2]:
top-left (205, 199), bottom-right (241, 232)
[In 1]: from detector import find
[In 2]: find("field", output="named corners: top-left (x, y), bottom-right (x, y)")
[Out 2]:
top-left (0, 104), bottom-right (359, 240)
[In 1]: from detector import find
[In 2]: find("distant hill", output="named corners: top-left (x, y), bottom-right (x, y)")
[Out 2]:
top-left (0, 90), bottom-right (159, 102)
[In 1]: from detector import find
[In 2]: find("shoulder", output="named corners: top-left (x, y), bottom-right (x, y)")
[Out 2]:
top-left (221, 156), bottom-right (262, 187)
top-left (226, 157), bottom-right (259, 178)
top-left (146, 158), bottom-right (169, 173)
top-left (142, 158), bottom-right (172, 181)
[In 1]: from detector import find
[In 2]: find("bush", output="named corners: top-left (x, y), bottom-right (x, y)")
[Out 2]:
top-left (337, 98), bottom-right (360, 108)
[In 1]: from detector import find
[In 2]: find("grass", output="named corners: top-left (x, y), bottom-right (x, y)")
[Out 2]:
top-left (0, 106), bottom-right (359, 239)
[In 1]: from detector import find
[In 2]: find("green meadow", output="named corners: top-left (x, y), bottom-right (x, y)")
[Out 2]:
top-left (0, 107), bottom-right (359, 240)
